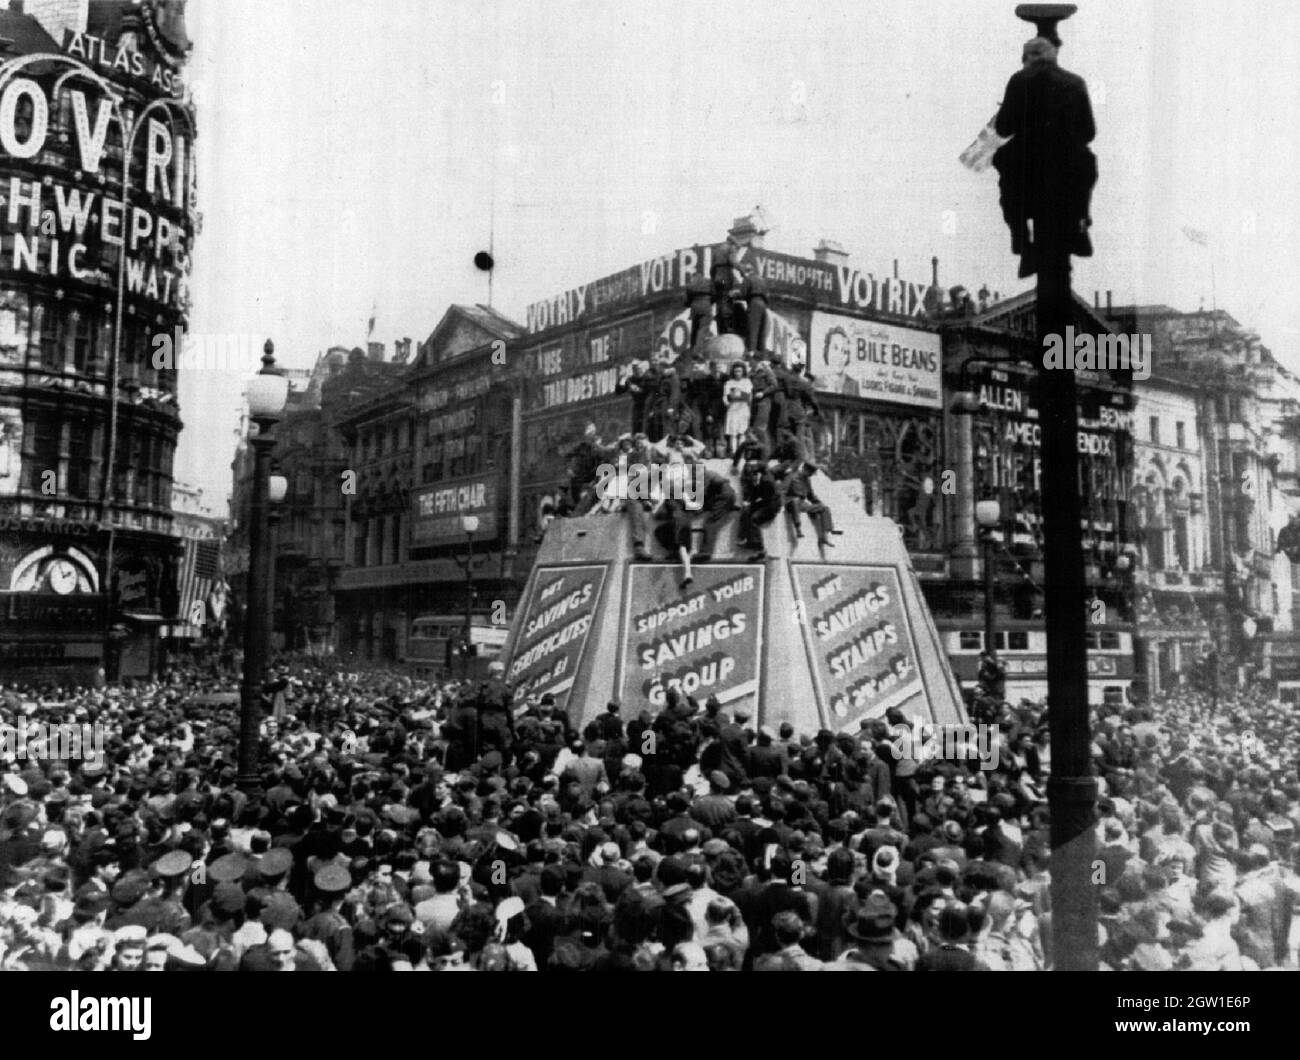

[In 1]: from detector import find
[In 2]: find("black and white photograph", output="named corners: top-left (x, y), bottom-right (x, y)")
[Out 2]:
top-left (1, 0), bottom-right (1298, 1034)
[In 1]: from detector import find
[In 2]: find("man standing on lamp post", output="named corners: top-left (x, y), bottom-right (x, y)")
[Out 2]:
top-left (986, 4), bottom-right (1099, 970)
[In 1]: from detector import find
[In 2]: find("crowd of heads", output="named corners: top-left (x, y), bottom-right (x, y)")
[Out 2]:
top-left (2, 655), bottom-right (1298, 971)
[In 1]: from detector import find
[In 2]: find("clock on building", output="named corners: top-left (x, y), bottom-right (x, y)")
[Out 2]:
top-left (46, 559), bottom-right (80, 595)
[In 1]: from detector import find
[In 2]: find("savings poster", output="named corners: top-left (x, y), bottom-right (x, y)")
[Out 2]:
top-left (620, 564), bottom-right (764, 713)
top-left (507, 565), bottom-right (606, 707)
top-left (791, 564), bottom-right (924, 730)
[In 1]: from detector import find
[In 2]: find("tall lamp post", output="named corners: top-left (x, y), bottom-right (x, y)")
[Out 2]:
top-left (459, 513), bottom-right (481, 678)
top-left (265, 468), bottom-right (288, 654)
top-left (237, 341), bottom-right (288, 792)
top-left (976, 499), bottom-right (1002, 653)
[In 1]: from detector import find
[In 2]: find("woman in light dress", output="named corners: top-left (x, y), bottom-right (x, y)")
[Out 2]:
top-left (722, 361), bottom-right (753, 458)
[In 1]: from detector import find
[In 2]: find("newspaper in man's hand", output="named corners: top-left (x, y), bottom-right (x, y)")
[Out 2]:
top-left (960, 114), bottom-right (1009, 172)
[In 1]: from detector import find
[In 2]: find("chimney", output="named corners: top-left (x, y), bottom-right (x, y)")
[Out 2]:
top-left (367, 341), bottom-right (385, 363)
top-left (813, 239), bottom-right (848, 265)
top-left (1106, 291), bottom-right (1113, 313)
top-left (931, 256), bottom-right (939, 290)
top-left (1094, 291), bottom-right (1100, 309)
top-left (893, 259), bottom-right (899, 279)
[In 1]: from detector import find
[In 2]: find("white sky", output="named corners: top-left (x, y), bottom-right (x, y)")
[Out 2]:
top-left (178, 0), bottom-right (1300, 505)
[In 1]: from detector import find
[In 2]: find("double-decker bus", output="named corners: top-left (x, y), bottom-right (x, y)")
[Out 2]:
top-left (404, 614), bottom-right (510, 679)
top-left (942, 622), bottom-right (1135, 707)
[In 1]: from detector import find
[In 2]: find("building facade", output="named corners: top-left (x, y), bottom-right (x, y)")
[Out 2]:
top-left (937, 293), bottom-right (1138, 705)
top-left (0, 1), bottom-right (195, 681)
top-left (332, 306), bottom-right (521, 667)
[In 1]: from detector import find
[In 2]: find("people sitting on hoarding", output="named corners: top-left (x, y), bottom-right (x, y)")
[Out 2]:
top-left (562, 423), bottom-right (607, 515)
top-left (693, 462), bottom-right (739, 564)
top-left (781, 460), bottom-right (840, 554)
top-left (651, 448), bottom-right (699, 590)
top-left (739, 459), bottom-right (781, 562)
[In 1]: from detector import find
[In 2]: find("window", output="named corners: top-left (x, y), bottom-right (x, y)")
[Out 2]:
top-left (1148, 416), bottom-right (1159, 444)
top-left (353, 524), bottom-right (367, 567)
top-left (391, 514), bottom-right (403, 563)
top-left (1175, 421), bottom-right (1186, 448)
top-left (1098, 632), bottom-right (1121, 650)
top-left (1007, 631), bottom-right (1029, 651)
top-left (25, 416), bottom-right (61, 492)
top-left (67, 421), bottom-right (92, 498)
top-left (959, 631), bottom-right (981, 651)
top-left (72, 311), bottom-right (95, 373)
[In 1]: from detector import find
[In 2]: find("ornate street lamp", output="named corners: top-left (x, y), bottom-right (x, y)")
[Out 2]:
top-left (237, 341), bottom-right (288, 792)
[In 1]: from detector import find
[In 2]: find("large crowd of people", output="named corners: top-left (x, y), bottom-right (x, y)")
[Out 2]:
top-left (2, 655), bottom-right (1298, 972)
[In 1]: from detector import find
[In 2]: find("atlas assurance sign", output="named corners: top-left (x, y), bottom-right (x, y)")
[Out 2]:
top-left (0, 37), bottom-right (195, 311)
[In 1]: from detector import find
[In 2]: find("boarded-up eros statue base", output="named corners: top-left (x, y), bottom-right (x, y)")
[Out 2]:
top-left (502, 461), bottom-right (968, 734)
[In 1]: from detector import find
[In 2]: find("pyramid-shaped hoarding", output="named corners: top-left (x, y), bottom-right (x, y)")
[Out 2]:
top-left (501, 463), bottom-right (967, 734)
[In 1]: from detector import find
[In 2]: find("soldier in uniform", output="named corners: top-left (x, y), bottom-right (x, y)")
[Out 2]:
top-left (121, 850), bottom-right (193, 936)
top-left (300, 864), bottom-right (355, 972)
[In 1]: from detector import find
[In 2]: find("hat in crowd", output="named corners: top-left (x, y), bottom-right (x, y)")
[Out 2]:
top-left (258, 847), bottom-right (293, 879)
top-left (759, 726), bottom-right (776, 741)
top-left (113, 925), bottom-right (148, 947)
top-left (110, 873), bottom-right (149, 907)
top-left (733, 710), bottom-right (751, 724)
top-left (259, 891), bottom-right (303, 931)
top-left (2, 774), bottom-right (27, 796)
top-left (151, 850), bottom-right (193, 880)
top-left (600, 842), bottom-right (621, 863)
top-left (209, 853), bottom-right (249, 883)
top-left (314, 864), bottom-right (351, 894)
top-left (702, 838), bottom-right (730, 857)
top-left (844, 893), bottom-right (897, 944)
top-left (74, 890), bottom-right (111, 918)
top-left (211, 882), bottom-right (246, 917)
top-left (708, 770), bottom-right (730, 792)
